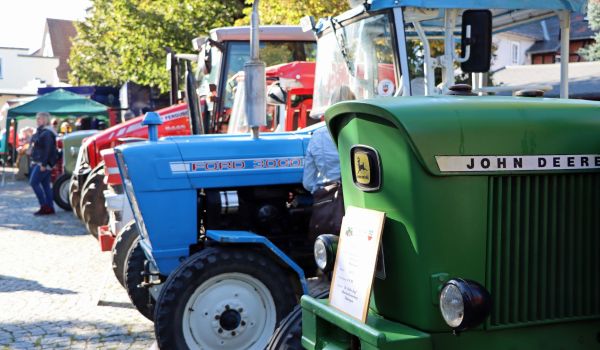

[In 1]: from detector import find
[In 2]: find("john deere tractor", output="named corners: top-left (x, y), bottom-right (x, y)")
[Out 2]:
top-left (260, 1), bottom-right (600, 350)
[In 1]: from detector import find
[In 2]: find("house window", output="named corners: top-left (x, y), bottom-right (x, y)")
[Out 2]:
top-left (0, 58), bottom-right (3, 79)
top-left (511, 42), bottom-right (520, 64)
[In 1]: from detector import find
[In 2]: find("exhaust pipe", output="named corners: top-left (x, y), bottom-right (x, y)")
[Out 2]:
top-left (244, 0), bottom-right (266, 139)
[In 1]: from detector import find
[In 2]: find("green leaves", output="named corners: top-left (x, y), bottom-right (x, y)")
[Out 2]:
top-left (579, 1), bottom-right (600, 61)
top-left (237, 0), bottom-right (348, 26)
top-left (69, 0), bottom-right (245, 92)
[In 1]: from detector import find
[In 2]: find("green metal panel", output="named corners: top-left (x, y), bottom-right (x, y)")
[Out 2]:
top-left (61, 130), bottom-right (97, 174)
top-left (487, 173), bottom-right (600, 328)
top-left (301, 296), bottom-right (432, 350)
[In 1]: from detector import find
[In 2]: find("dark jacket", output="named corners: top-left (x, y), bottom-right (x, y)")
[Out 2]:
top-left (30, 126), bottom-right (57, 167)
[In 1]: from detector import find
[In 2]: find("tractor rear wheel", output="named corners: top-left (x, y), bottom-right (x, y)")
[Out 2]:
top-left (154, 247), bottom-right (297, 350)
top-left (125, 237), bottom-right (155, 321)
top-left (80, 162), bottom-right (107, 238)
top-left (53, 173), bottom-right (72, 211)
top-left (69, 172), bottom-right (84, 220)
top-left (112, 221), bottom-right (138, 287)
top-left (266, 290), bottom-right (328, 350)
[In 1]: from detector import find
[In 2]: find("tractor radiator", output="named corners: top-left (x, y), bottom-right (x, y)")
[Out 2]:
top-left (487, 173), bottom-right (600, 328)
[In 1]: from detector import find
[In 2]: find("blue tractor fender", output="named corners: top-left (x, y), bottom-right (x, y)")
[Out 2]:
top-left (205, 230), bottom-right (309, 295)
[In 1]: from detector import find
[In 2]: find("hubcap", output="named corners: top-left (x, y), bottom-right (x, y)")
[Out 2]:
top-left (181, 272), bottom-right (276, 350)
top-left (219, 308), bottom-right (242, 331)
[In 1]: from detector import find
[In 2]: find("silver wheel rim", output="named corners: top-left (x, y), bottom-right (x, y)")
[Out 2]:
top-left (182, 272), bottom-right (276, 350)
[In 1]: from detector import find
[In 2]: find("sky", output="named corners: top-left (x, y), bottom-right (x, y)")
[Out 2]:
top-left (0, 0), bottom-right (91, 52)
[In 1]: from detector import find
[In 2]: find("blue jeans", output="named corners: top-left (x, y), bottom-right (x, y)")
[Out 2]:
top-left (29, 164), bottom-right (53, 209)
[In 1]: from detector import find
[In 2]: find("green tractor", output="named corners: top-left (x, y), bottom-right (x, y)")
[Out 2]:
top-left (267, 0), bottom-right (600, 349)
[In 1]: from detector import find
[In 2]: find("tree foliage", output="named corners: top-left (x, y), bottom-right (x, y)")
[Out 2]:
top-left (579, 0), bottom-right (600, 61)
top-left (235, 0), bottom-right (349, 25)
top-left (69, 0), bottom-right (245, 92)
top-left (70, 0), bottom-right (350, 91)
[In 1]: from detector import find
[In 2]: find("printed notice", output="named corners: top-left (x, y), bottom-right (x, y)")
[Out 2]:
top-left (329, 206), bottom-right (386, 322)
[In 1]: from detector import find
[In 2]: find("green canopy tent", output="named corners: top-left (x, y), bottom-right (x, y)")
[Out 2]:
top-left (1, 89), bottom-right (108, 164)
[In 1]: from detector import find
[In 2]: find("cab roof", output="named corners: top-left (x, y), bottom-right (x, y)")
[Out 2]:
top-left (208, 25), bottom-right (315, 42)
top-left (369, 0), bottom-right (586, 12)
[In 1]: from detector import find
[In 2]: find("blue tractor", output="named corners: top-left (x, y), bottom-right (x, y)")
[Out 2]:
top-left (116, 124), bottom-right (321, 348)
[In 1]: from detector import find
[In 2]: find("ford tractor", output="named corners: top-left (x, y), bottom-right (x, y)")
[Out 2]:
top-left (98, 25), bottom-right (316, 321)
top-left (103, 58), bottom-right (316, 314)
top-left (242, 1), bottom-right (600, 350)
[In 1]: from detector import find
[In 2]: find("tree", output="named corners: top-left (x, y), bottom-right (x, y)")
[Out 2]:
top-left (579, 0), bottom-right (600, 61)
top-left (235, 0), bottom-right (349, 26)
top-left (69, 0), bottom-right (245, 92)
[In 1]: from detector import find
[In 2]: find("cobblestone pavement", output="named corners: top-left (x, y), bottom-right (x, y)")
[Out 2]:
top-left (0, 169), bottom-right (155, 349)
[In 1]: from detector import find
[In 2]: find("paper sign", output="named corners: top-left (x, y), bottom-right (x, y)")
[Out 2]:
top-left (329, 206), bottom-right (386, 322)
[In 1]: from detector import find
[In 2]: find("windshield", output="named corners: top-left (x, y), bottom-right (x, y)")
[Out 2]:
top-left (312, 13), bottom-right (398, 117)
top-left (222, 41), bottom-right (317, 111)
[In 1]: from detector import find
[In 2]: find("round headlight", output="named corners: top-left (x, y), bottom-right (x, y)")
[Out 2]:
top-left (313, 234), bottom-right (338, 272)
top-left (439, 278), bottom-right (491, 332)
top-left (314, 239), bottom-right (328, 270)
top-left (440, 283), bottom-right (464, 328)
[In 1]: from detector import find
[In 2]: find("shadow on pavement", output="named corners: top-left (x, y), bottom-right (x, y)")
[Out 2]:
top-left (0, 319), bottom-right (154, 348)
top-left (97, 300), bottom-right (137, 310)
top-left (0, 275), bottom-right (77, 295)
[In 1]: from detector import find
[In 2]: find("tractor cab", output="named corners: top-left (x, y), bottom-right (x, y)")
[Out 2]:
top-left (308, 0), bottom-right (578, 103)
top-left (290, 1), bottom-right (600, 350)
top-left (191, 26), bottom-right (316, 134)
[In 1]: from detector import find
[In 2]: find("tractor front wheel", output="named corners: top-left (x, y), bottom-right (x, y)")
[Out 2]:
top-left (53, 173), bottom-right (72, 211)
top-left (154, 247), bottom-right (296, 350)
top-left (112, 221), bottom-right (138, 287)
top-left (124, 236), bottom-right (155, 321)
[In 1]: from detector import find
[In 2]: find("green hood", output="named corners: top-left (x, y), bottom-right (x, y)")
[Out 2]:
top-left (326, 96), bottom-right (600, 175)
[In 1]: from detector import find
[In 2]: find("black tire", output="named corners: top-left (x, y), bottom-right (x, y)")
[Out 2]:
top-left (69, 172), bottom-right (83, 220)
top-left (80, 162), bottom-right (107, 238)
top-left (125, 237), bottom-right (155, 321)
top-left (53, 173), bottom-right (72, 211)
top-left (267, 290), bottom-right (329, 350)
top-left (112, 221), bottom-right (138, 287)
top-left (154, 247), bottom-right (297, 350)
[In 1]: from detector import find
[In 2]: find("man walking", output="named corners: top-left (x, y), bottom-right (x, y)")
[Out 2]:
top-left (29, 112), bottom-right (58, 215)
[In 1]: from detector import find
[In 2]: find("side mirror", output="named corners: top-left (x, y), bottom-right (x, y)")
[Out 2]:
top-left (460, 10), bottom-right (492, 73)
top-left (198, 42), bottom-right (212, 75)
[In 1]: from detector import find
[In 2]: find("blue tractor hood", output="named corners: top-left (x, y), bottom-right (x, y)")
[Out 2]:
top-left (116, 125), bottom-right (319, 193)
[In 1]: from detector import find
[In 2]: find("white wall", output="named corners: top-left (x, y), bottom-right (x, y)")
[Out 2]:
top-left (491, 32), bottom-right (536, 72)
top-left (0, 47), bottom-right (60, 94)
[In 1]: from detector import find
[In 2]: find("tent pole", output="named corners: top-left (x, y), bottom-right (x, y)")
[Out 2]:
top-left (559, 10), bottom-right (570, 99)
top-left (1, 117), bottom-right (8, 186)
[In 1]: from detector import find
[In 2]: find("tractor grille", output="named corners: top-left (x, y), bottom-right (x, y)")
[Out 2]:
top-left (487, 173), bottom-right (600, 328)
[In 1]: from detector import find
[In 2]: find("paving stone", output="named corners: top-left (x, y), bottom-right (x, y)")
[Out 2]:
top-left (0, 171), bottom-right (154, 349)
